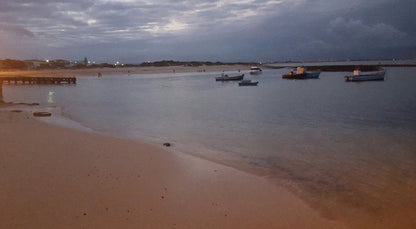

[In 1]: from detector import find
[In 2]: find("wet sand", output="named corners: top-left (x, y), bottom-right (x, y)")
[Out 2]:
top-left (0, 65), bottom-right (250, 78)
top-left (0, 110), bottom-right (345, 229)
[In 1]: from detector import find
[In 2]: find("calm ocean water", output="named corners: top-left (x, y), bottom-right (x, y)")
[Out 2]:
top-left (4, 67), bottom-right (416, 217)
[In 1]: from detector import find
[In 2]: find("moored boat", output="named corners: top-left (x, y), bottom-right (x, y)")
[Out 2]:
top-left (249, 66), bottom-right (262, 75)
top-left (215, 73), bottom-right (244, 81)
top-left (238, 79), bottom-right (258, 86)
top-left (344, 69), bottom-right (385, 82)
top-left (282, 67), bottom-right (320, 79)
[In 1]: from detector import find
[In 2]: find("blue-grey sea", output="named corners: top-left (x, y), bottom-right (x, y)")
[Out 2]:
top-left (3, 67), bottom-right (416, 217)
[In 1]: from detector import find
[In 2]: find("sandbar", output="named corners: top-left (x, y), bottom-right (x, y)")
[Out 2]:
top-left (0, 65), bottom-right (251, 78)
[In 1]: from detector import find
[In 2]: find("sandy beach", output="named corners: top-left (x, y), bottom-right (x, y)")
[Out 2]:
top-left (0, 109), bottom-right (347, 228)
top-left (0, 65), bottom-right (251, 78)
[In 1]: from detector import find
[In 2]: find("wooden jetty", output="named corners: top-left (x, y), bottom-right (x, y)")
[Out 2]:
top-left (0, 76), bottom-right (76, 85)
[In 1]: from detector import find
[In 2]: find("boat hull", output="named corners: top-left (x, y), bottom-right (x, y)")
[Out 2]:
top-left (306, 72), bottom-right (320, 78)
top-left (249, 66), bottom-right (262, 75)
top-left (215, 74), bottom-right (244, 81)
top-left (345, 71), bottom-right (385, 82)
top-left (282, 72), bottom-right (320, 79)
top-left (282, 73), bottom-right (307, 79)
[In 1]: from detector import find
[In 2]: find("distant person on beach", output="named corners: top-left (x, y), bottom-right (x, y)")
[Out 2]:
top-left (98, 72), bottom-right (102, 77)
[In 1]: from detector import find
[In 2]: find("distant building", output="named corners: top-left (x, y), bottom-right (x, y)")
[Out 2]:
top-left (24, 59), bottom-right (71, 69)
top-left (24, 59), bottom-right (47, 68)
top-left (50, 59), bottom-right (70, 67)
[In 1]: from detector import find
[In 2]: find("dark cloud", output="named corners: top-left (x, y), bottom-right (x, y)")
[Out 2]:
top-left (0, 0), bottom-right (414, 62)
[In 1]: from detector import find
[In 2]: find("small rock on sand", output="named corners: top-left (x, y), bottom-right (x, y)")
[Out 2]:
top-left (33, 112), bottom-right (52, 117)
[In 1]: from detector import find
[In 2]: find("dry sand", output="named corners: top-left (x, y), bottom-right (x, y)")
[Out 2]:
top-left (0, 110), bottom-right (347, 228)
top-left (0, 65), bottom-right (251, 78)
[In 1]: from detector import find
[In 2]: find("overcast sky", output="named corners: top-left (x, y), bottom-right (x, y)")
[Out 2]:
top-left (0, 0), bottom-right (414, 63)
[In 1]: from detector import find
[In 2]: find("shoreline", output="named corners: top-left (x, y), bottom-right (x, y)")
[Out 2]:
top-left (0, 108), bottom-right (347, 228)
top-left (0, 65), bottom-right (252, 78)
top-left (2, 103), bottom-right (413, 229)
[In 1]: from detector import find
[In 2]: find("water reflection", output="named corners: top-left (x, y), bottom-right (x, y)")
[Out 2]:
top-left (48, 91), bottom-right (55, 103)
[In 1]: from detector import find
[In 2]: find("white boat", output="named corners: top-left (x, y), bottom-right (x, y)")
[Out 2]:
top-left (249, 66), bottom-right (262, 75)
top-left (344, 69), bottom-right (385, 82)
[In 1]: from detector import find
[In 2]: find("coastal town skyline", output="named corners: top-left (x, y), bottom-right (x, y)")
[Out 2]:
top-left (0, 0), bottom-right (415, 63)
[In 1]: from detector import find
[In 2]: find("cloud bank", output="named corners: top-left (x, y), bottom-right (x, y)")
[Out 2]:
top-left (0, 0), bottom-right (414, 62)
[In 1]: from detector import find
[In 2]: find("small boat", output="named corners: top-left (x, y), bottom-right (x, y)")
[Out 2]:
top-left (282, 67), bottom-right (320, 79)
top-left (238, 80), bottom-right (258, 86)
top-left (344, 69), bottom-right (385, 82)
top-left (249, 66), bottom-right (262, 75)
top-left (215, 73), bottom-right (244, 81)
